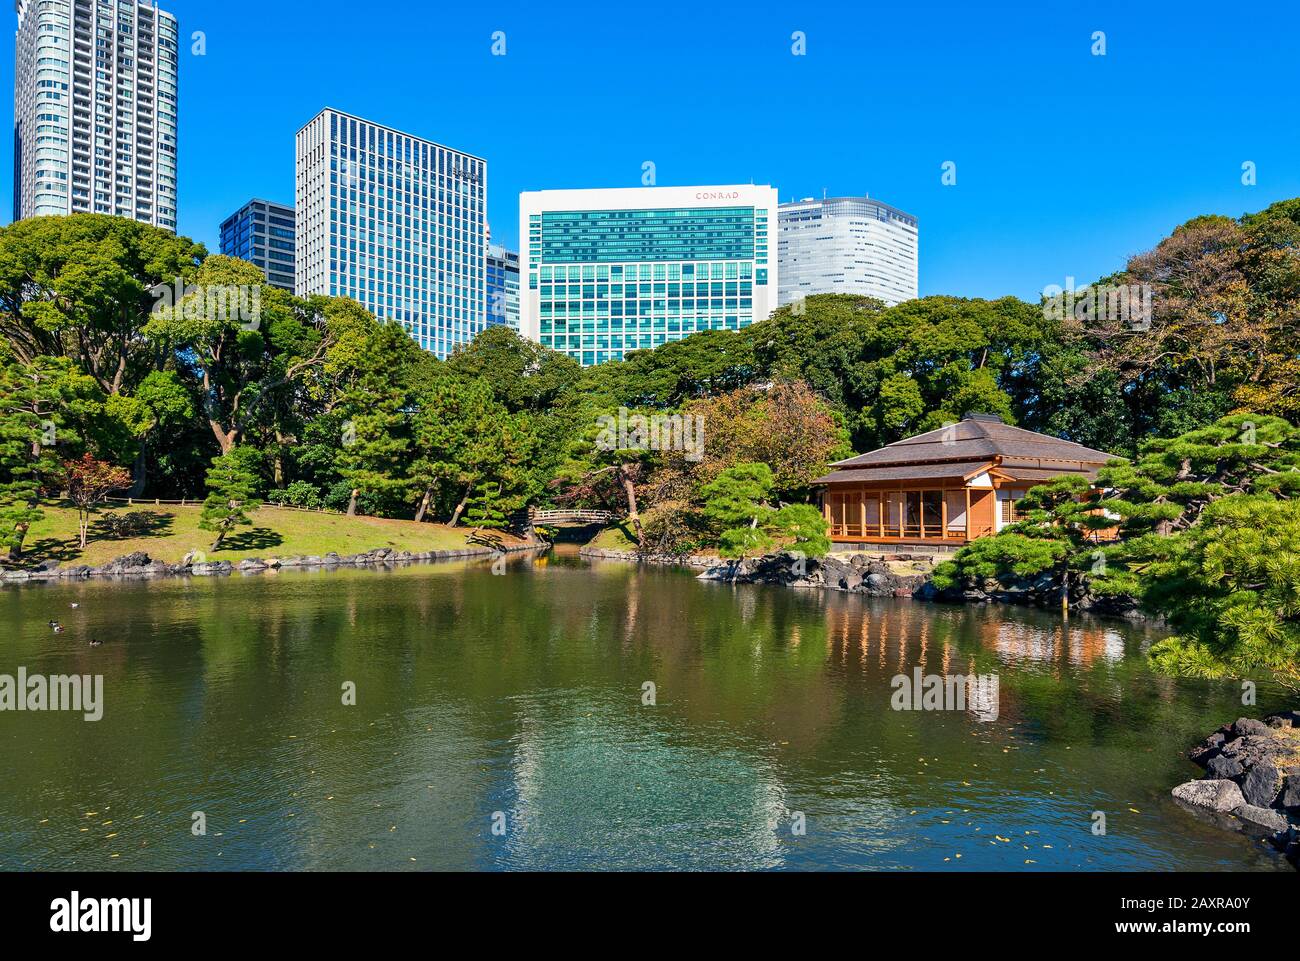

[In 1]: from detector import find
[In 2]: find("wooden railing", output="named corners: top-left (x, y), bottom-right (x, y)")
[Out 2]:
top-left (528, 509), bottom-right (615, 525)
top-left (103, 497), bottom-right (346, 515)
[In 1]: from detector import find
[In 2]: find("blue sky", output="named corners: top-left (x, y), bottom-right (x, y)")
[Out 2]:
top-left (4, 0), bottom-right (1297, 300)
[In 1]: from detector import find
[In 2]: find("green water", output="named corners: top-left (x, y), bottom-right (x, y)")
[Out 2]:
top-left (0, 549), bottom-right (1291, 871)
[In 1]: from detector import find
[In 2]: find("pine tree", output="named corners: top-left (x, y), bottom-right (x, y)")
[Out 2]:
top-left (199, 449), bottom-right (262, 551)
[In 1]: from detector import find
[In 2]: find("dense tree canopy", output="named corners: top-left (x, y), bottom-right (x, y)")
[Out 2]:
top-left (4, 200), bottom-right (1300, 689)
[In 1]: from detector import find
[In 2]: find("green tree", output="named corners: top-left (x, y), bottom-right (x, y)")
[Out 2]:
top-left (105, 369), bottom-right (195, 497)
top-left (931, 477), bottom-right (1119, 608)
top-left (0, 214), bottom-right (203, 395)
top-left (701, 463), bottom-right (776, 560)
top-left (0, 350), bottom-right (95, 557)
top-left (409, 376), bottom-right (503, 523)
top-left (1146, 496), bottom-right (1300, 692)
top-left (769, 503), bottom-right (832, 559)
top-left (199, 448), bottom-right (262, 551)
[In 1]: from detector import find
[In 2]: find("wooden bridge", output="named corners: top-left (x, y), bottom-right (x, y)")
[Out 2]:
top-left (527, 508), bottom-right (615, 527)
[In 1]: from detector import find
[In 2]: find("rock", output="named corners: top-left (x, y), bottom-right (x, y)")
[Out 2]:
top-left (238, 559), bottom-right (268, 572)
top-left (1219, 734), bottom-right (1291, 767)
top-left (1234, 804), bottom-right (1290, 838)
top-left (1172, 778), bottom-right (1247, 813)
top-left (1241, 759), bottom-right (1281, 808)
top-left (1189, 731), bottom-right (1228, 766)
top-left (100, 552), bottom-right (152, 573)
top-left (1282, 773), bottom-right (1300, 809)
top-left (1232, 717), bottom-right (1272, 738)
top-left (1266, 714), bottom-right (1293, 730)
top-left (1205, 754), bottom-right (1244, 780)
top-left (190, 561), bottom-right (233, 577)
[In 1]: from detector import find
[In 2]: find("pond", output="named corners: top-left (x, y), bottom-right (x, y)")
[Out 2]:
top-left (0, 548), bottom-right (1290, 871)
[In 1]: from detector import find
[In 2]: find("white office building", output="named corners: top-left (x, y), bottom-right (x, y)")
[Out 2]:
top-left (520, 185), bottom-right (779, 366)
top-left (295, 108), bottom-right (487, 358)
top-left (778, 196), bottom-right (918, 307)
top-left (13, 0), bottom-right (179, 228)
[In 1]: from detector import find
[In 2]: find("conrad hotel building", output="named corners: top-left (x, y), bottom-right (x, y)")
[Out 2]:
top-left (519, 185), bottom-right (779, 366)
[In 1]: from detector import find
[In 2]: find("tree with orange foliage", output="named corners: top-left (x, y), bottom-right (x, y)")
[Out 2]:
top-left (61, 454), bottom-right (133, 549)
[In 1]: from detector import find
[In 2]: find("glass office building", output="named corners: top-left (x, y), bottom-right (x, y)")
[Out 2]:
top-left (486, 243), bottom-right (519, 330)
top-left (295, 108), bottom-right (487, 358)
top-left (778, 196), bottom-right (918, 307)
top-left (219, 199), bottom-right (296, 290)
top-left (13, 0), bottom-right (179, 228)
top-left (519, 185), bottom-right (779, 366)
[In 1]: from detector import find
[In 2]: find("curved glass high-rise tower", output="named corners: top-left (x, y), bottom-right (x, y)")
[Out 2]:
top-left (13, 0), bottom-right (179, 228)
top-left (777, 196), bottom-right (918, 307)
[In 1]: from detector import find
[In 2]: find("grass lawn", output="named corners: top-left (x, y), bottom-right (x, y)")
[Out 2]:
top-left (583, 523), bottom-right (641, 552)
top-left (12, 502), bottom-right (501, 567)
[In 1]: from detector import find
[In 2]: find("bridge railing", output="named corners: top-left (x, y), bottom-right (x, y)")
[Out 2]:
top-left (528, 509), bottom-right (615, 524)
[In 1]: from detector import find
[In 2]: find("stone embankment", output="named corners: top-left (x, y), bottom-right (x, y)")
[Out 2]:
top-left (697, 551), bottom-right (933, 597)
top-left (578, 547), bottom-right (717, 570)
top-left (0, 544), bottom-right (536, 584)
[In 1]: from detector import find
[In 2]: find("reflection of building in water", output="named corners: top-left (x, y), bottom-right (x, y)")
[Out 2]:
top-left (819, 599), bottom-right (1130, 673)
top-left (994, 622), bottom-right (1126, 667)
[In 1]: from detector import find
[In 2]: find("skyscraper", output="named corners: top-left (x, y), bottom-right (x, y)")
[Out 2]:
top-left (486, 243), bottom-right (519, 331)
top-left (295, 108), bottom-right (487, 358)
top-left (777, 196), bottom-right (918, 307)
top-left (13, 0), bottom-right (179, 229)
top-left (519, 185), bottom-right (779, 366)
top-left (219, 199), bottom-right (296, 291)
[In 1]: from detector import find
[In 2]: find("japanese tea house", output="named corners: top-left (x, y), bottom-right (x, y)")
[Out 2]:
top-left (813, 413), bottom-right (1117, 550)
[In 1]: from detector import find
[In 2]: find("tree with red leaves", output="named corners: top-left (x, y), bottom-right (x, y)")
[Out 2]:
top-left (61, 455), bottom-right (133, 549)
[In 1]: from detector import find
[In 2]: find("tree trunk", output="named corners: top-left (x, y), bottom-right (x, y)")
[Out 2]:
top-left (9, 523), bottom-right (28, 559)
top-left (449, 484), bottom-right (472, 527)
top-left (346, 489), bottom-right (358, 517)
top-left (130, 443), bottom-right (148, 499)
top-left (209, 420), bottom-right (237, 455)
top-left (621, 466), bottom-right (645, 547)
top-left (79, 512), bottom-right (89, 550)
top-left (1060, 564), bottom-right (1070, 616)
top-left (414, 486), bottom-right (434, 523)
